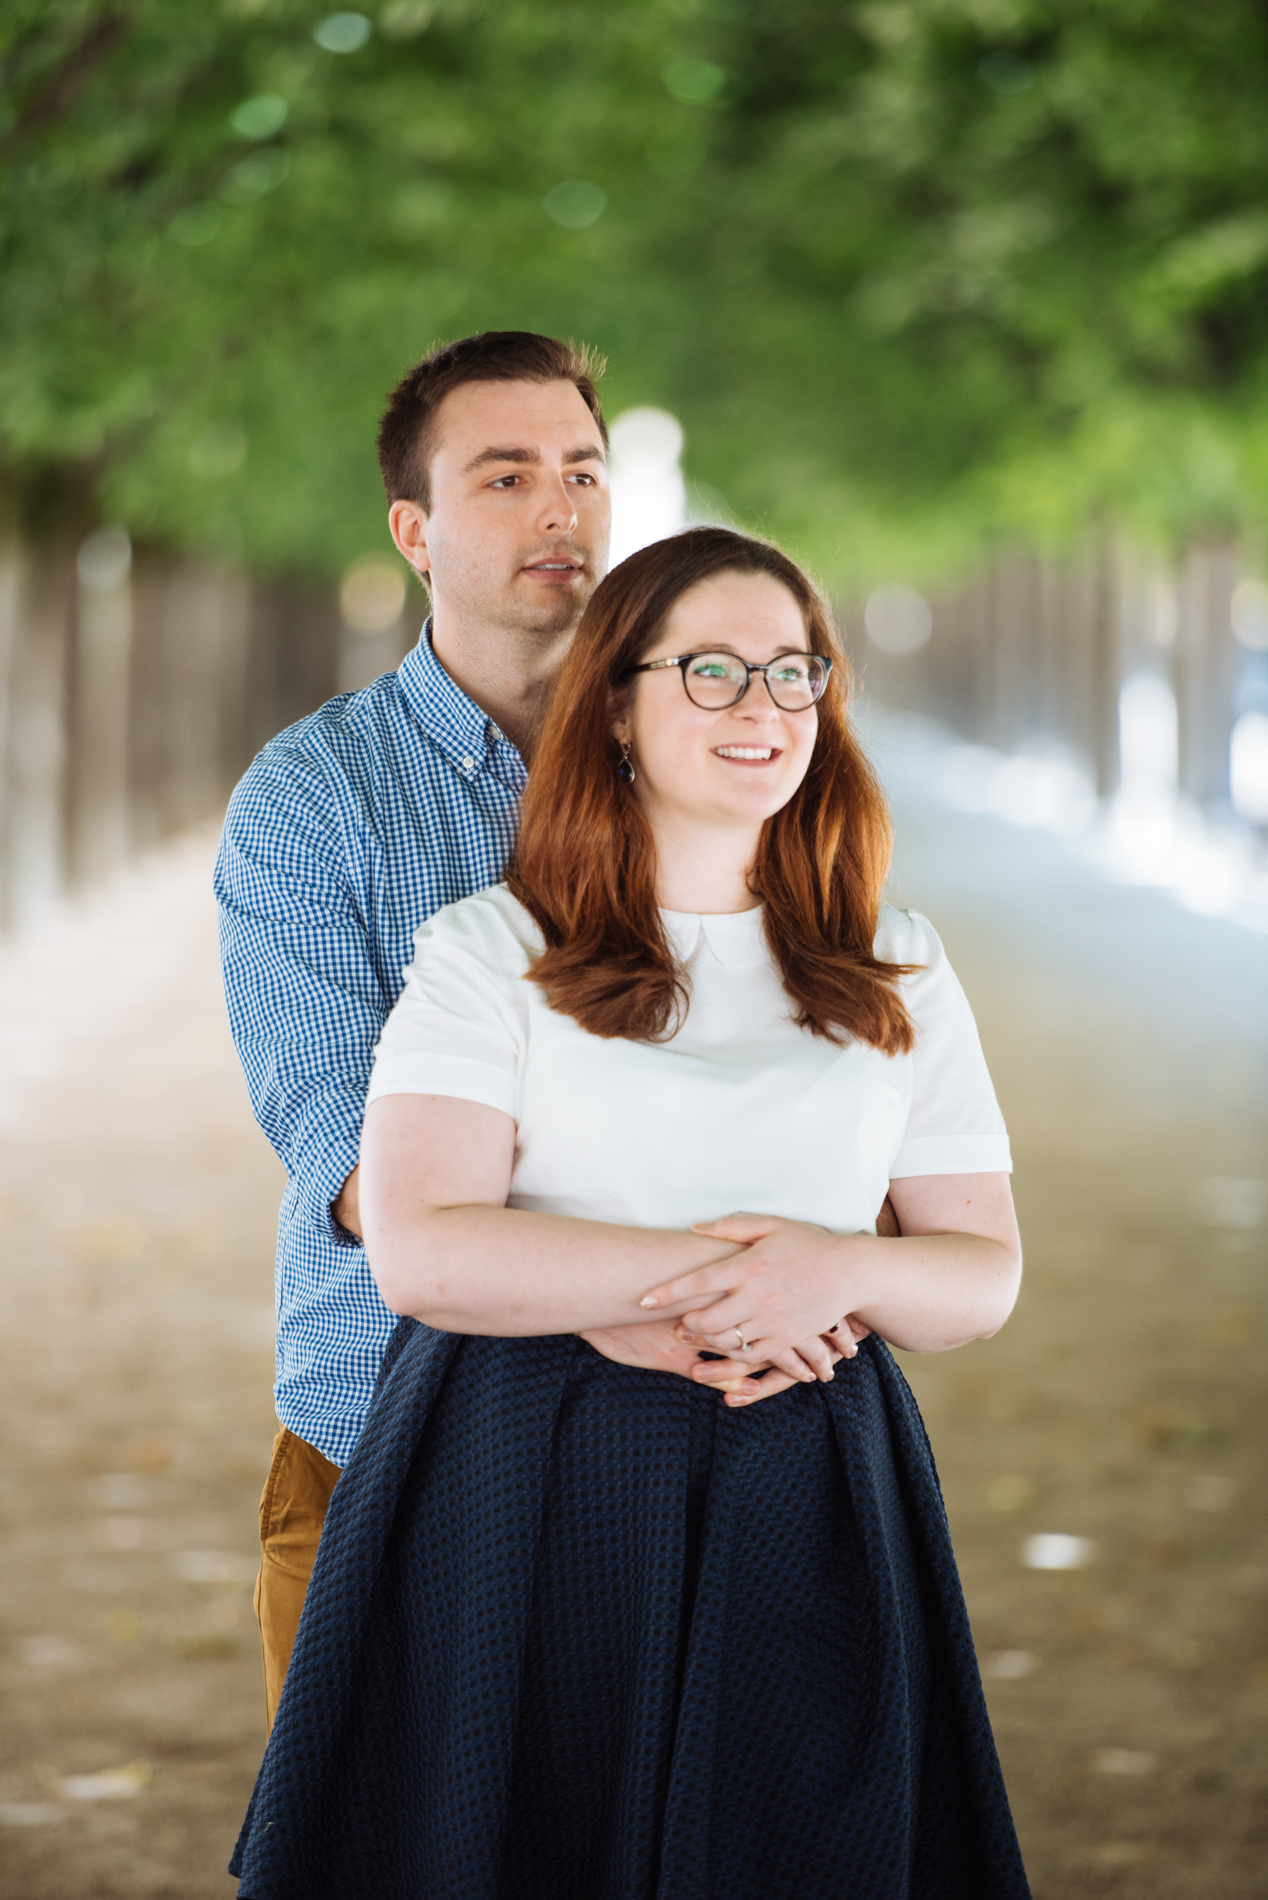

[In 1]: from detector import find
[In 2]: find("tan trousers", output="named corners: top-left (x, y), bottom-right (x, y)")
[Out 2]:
top-left (254, 1425), bottom-right (340, 1733)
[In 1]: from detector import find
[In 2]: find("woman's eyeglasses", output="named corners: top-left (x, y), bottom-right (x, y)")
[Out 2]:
top-left (624, 651), bottom-right (832, 712)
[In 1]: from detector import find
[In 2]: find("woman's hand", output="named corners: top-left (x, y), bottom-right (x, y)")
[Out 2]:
top-left (639, 1213), bottom-right (866, 1371)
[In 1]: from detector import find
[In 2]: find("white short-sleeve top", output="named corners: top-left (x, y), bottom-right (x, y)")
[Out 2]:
top-left (366, 885), bottom-right (1010, 1236)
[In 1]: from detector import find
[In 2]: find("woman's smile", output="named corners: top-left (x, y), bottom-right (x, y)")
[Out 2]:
top-left (711, 744), bottom-right (783, 763)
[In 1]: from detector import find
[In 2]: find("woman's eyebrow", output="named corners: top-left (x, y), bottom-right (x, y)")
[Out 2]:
top-left (682, 643), bottom-right (811, 658)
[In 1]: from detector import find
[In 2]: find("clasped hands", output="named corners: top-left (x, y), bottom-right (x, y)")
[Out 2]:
top-left (581, 1211), bottom-right (881, 1410)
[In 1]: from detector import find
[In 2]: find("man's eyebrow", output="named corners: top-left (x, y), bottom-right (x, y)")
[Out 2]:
top-left (463, 443), bottom-right (606, 474)
top-left (464, 446), bottom-right (541, 473)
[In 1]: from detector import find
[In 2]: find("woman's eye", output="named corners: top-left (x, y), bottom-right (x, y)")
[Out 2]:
top-left (772, 665), bottom-right (806, 684)
top-left (692, 662), bottom-right (733, 679)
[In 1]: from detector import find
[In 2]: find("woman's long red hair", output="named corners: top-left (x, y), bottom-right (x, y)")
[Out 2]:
top-left (509, 527), bottom-right (915, 1053)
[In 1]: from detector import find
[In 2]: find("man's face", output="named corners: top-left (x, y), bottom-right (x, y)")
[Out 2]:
top-left (392, 378), bottom-right (611, 638)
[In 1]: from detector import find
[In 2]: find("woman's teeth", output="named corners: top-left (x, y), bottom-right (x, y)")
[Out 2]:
top-left (714, 747), bottom-right (775, 760)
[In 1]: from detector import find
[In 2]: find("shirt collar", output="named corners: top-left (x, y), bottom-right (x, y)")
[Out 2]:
top-left (396, 620), bottom-right (526, 788)
top-left (661, 907), bottom-right (768, 968)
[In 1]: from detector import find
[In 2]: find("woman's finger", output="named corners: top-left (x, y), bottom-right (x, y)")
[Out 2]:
top-left (638, 1264), bottom-right (740, 1311)
top-left (688, 1211), bottom-right (777, 1243)
top-left (678, 1295), bottom-right (757, 1341)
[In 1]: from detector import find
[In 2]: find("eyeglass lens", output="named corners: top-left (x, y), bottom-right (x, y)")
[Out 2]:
top-left (682, 652), bottom-right (827, 711)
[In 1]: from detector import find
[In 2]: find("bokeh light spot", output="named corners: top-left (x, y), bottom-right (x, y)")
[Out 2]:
top-left (662, 57), bottom-right (726, 105)
top-left (865, 584), bottom-right (933, 655)
top-left (188, 425), bottom-right (248, 478)
top-left (1022, 1532), bottom-right (1095, 1570)
top-left (543, 181), bottom-right (607, 229)
top-left (1231, 712), bottom-right (1268, 825)
top-left (168, 204), bottom-right (223, 248)
top-left (77, 527), bottom-right (132, 593)
top-left (979, 52), bottom-right (1034, 95)
top-left (220, 151), bottom-right (290, 206)
top-left (314, 13), bottom-right (373, 53)
top-left (986, 1474), bottom-right (1035, 1514)
top-left (1092, 1749), bottom-right (1156, 1776)
top-left (1232, 577), bottom-right (1268, 649)
top-left (379, 0), bottom-right (433, 37)
top-left (341, 556), bottom-right (407, 633)
top-left (988, 1649), bottom-right (1035, 1679)
top-left (230, 93), bottom-right (288, 139)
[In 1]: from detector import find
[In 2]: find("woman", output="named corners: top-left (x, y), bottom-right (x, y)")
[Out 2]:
top-left (231, 527), bottom-right (1030, 1898)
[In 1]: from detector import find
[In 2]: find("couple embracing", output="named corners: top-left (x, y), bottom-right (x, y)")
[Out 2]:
top-left (218, 330), bottom-right (1030, 1897)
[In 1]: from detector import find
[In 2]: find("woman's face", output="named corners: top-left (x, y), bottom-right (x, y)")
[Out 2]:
top-left (612, 570), bottom-right (820, 836)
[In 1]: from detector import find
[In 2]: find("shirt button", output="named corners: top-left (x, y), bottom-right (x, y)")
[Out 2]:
top-left (461, 755), bottom-right (476, 771)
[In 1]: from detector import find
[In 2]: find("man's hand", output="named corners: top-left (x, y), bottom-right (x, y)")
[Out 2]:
top-left (580, 1320), bottom-right (821, 1405)
top-left (332, 1165), bottom-right (363, 1241)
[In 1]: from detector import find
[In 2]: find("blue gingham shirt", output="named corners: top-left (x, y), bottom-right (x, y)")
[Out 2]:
top-left (214, 628), bottom-right (526, 1466)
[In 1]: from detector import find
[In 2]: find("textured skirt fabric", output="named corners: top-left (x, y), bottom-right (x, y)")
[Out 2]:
top-left (231, 1324), bottom-right (1030, 1899)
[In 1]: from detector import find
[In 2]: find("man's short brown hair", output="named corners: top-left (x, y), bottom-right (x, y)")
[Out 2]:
top-left (377, 331), bottom-right (608, 512)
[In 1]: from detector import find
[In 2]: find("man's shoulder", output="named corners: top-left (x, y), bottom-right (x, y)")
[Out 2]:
top-left (229, 669), bottom-right (432, 811)
top-left (260, 669), bottom-right (418, 773)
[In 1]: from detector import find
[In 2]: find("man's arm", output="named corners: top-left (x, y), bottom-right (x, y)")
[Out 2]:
top-left (215, 743), bottom-right (384, 1246)
top-left (333, 1166), bottom-right (362, 1240)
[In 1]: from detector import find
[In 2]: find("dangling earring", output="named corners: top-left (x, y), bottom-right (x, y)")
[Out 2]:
top-left (618, 741), bottom-right (636, 785)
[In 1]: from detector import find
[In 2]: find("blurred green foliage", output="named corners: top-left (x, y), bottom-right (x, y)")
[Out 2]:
top-left (3, 0), bottom-right (1268, 590)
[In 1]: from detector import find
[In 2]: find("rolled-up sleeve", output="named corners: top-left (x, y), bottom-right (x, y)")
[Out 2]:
top-left (215, 745), bottom-right (384, 1245)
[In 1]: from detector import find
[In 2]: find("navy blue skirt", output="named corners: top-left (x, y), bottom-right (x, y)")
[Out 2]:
top-left (231, 1324), bottom-right (1029, 1898)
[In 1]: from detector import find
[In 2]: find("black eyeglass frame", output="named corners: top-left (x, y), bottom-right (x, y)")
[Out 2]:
top-left (623, 650), bottom-right (834, 711)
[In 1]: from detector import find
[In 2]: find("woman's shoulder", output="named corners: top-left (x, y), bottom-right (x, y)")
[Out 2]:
top-left (412, 883), bottom-right (544, 974)
top-left (873, 901), bottom-right (942, 967)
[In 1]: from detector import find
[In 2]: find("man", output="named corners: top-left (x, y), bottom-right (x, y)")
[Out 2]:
top-left (215, 331), bottom-right (612, 1726)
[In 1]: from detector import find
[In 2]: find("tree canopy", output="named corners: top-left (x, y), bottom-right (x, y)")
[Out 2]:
top-left (3, 0), bottom-right (1268, 591)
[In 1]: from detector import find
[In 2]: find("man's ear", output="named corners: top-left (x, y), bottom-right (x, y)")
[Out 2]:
top-left (389, 499), bottom-right (431, 578)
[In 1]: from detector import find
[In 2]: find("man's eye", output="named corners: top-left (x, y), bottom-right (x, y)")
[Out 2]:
top-left (490, 475), bottom-right (522, 488)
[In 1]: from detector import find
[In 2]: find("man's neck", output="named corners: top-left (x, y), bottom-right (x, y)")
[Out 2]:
top-left (428, 609), bottom-right (572, 756)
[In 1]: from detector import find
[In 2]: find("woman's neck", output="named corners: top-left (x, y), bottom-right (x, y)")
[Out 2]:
top-left (651, 819), bottom-right (762, 915)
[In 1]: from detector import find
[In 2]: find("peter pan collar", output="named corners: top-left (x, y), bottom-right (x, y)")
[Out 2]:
top-left (661, 907), bottom-right (768, 968)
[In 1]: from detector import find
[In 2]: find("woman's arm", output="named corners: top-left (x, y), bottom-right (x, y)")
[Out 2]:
top-left (640, 1172), bottom-right (1022, 1366)
top-left (360, 1093), bottom-right (748, 1334)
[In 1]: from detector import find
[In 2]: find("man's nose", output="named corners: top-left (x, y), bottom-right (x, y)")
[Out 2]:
top-left (535, 471), bottom-right (579, 535)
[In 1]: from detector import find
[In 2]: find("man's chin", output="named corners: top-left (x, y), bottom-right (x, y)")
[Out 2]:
top-left (509, 579), bottom-right (593, 636)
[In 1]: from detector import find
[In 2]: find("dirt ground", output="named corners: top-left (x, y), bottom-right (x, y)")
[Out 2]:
top-left (1, 774), bottom-right (1265, 1898)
